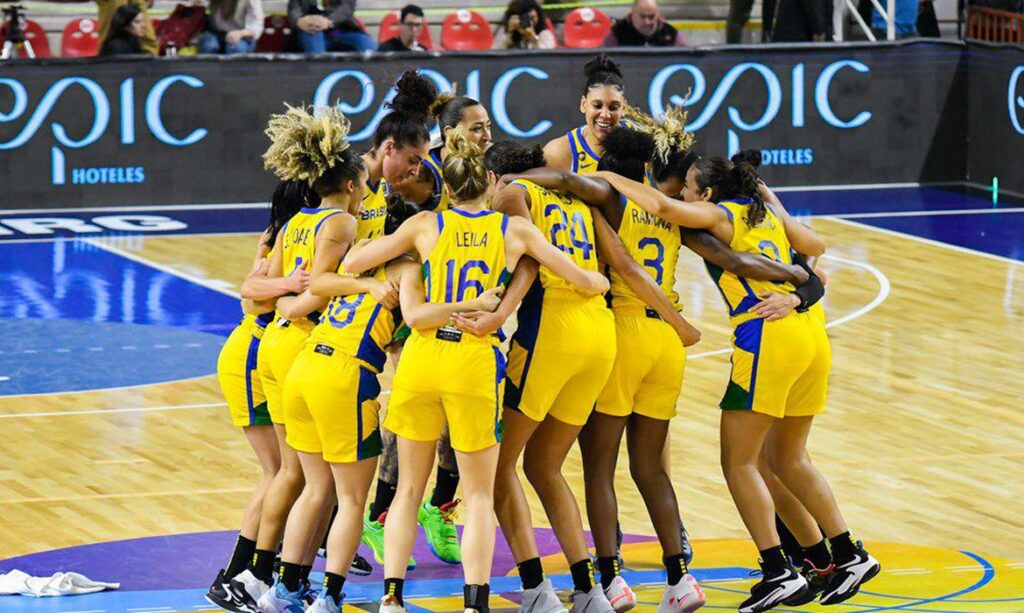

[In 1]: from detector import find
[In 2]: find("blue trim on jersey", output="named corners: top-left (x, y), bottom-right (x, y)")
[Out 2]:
top-left (567, 129), bottom-right (580, 174)
top-left (436, 211), bottom-right (445, 234)
top-left (729, 197), bottom-right (755, 205)
top-left (618, 192), bottom-right (628, 208)
top-left (510, 182), bottom-right (529, 191)
top-left (500, 214), bottom-right (509, 235)
top-left (244, 334), bottom-right (261, 425)
top-left (256, 312), bottom-right (275, 327)
top-left (734, 318), bottom-right (764, 409)
top-left (504, 279), bottom-right (543, 410)
top-left (716, 203), bottom-right (734, 222)
top-left (576, 126), bottom-right (600, 162)
top-left (423, 156), bottom-right (443, 192)
top-left (492, 345), bottom-right (506, 444)
top-left (355, 303), bottom-right (387, 372)
top-left (313, 210), bottom-right (345, 235)
top-left (451, 208), bottom-right (494, 218)
top-left (366, 178), bottom-right (381, 193)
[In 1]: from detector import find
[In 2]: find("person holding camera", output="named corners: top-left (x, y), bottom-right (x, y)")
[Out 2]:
top-left (493, 0), bottom-right (555, 49)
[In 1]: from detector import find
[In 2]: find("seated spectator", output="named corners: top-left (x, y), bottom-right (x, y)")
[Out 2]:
top-left (289, 0), bottom-right (378, 53)
top-left (604, 0), bottom-right (685, 46)
top-left (99, 3), bottom-right (146, 55)
top-left (493, 0), bottom-right (556, 49)
top-left (378, 4), bottom-right (428, 52)
top-left (870, 0), bottom-right (918, 38)
top-left (199, 0), bottom-right (263, 54)
top-left (95, 0), bottom-right (157, 55)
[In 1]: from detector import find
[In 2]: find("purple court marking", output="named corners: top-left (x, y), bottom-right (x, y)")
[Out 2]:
top-left (0, 529), bottom-right (657, 592)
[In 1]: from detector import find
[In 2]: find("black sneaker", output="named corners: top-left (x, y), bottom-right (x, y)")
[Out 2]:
top-left (820, 548), bottom-right (880, 605)
top-left (782, 560), bottom-right (834, 606)
top-left (680, 523), bottom-right (694, 565)
top-left (350, 552), bottom-right (373, 576)
top-left (738, 562), bottom-right (808, 613)
top-left (204, 569), bottom-right (247, 613)
top-left (226, 569), bottom-right (271, 613)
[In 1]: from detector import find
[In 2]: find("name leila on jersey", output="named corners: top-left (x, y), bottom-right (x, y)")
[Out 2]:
top-left (455, 231), bottom-right (490, 247)
top-left (631, 207), bottom-right (673, 231)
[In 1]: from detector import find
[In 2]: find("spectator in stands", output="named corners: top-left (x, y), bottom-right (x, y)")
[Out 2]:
top-left (199, 0), bottom-right (263, 54)
top-left (99, 3), bottom-right (146, 55)
top-left (603, 0), bottom-right (685, 46)
top-left (95, 0), bottom-right (157, 55)
top-left (493, 0), bottom-right (556, 49)
top-left (378, 4), bottom-right (428, 52)
top-left (769, 0), bottom-right (828, 40)
top-left (871, 0), bottom-right (918, 38)
top-left (289, 0), bottom-right (378, 52)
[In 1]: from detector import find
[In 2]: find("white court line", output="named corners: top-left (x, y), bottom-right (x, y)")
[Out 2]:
top-left (84, 238), bottom-right (240, 299)
top-left (0, 402), bottom-right (226, 419)
top-left (830, 217), bottom-right (1023, 266)
top-left (832, 206), bottom-right (1024, 220)
top-left (686, 253), bottom-right (892, 360)
top-left (775, 181), bottom-right (923, 192)
top-left (1, 202), bottom-right (268, 215)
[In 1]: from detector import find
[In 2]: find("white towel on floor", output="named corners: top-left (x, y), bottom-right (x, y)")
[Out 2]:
top-left (0, 569), bottom-right (120, 597)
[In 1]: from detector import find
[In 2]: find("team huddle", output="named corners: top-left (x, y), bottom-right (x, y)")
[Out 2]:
top-left (205, 55), bottom-right (880, 613)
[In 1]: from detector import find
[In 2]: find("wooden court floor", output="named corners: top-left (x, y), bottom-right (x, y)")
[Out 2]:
top-left (1, 215), bottom-right (1023, 611)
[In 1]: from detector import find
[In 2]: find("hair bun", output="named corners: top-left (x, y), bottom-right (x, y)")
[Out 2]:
top-left (389, 71), bottom-right (438, 118)
top-left (731, 149), bottom-right (763, 169)
top-left (428, 87), bottom-right (457, 120)
top-left (583, 53), bottom-right (623, 79)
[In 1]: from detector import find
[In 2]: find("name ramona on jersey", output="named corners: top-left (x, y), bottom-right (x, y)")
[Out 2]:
top-left (631, 208), bottom-right (673, 231)
top-left (456, 231), bottom-right (489, 247)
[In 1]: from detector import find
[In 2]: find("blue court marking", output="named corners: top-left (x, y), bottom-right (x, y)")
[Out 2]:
top-left (851, 211), bottom-right (1024, 262)
top-left (778, 185), bottom-right (1018, 218)
top-left (0, 206), bottom-right (268, 242)
top-left (854, 550), bottom-right (996, 613)
top-left (0, 240), bottom-right (241, 396)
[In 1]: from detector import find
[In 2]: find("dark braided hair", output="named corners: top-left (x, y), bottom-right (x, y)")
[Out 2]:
top-left (483, 141), bottom-right (546, 175)
top-left (266, 180), bottom-right (318, 249)
top-left (582, 54), bottom-right (625, 96)
top-left (373, 71), bottom-right (438, 150)
top-left (597, 126), bottom-right (653, 183)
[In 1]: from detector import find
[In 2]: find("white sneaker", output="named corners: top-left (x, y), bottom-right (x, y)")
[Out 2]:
top-left (307, 593), bottom-right (343, 613)
top-left (227, 569), bottom-right (272, 613)
top-left (603, 577), bottom-right (636, 613)
top-left (380, 595), bottom-right (408, 613)
top-left (256, 582), bottom-right (305, 613)
top-left (570, 585), bottom-right (616, 613)
top-left (656, 575), bottom-right (706, 613)
top-left (520, 579), bottom-right (568, 613)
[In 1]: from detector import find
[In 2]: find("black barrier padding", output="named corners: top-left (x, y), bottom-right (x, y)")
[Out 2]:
top-left (966, 43), bottom-right (1024, 197)
top-left (0, 41), bottom-right (1013, 209)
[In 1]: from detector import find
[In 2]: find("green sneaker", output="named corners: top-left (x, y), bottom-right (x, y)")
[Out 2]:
top-left (362, 511), bottom-right (416, 569)
top-left (418, 500), bottom-right (462, 564)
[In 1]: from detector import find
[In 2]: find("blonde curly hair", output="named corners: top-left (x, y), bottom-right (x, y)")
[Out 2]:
top-left (263, 104), bottom-right (362, 195)
top-left (625, 103), bottom-right (695, 167)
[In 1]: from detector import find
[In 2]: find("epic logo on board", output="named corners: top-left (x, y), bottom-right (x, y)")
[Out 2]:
top-left (1010, 66), bottom-right (1024, 136)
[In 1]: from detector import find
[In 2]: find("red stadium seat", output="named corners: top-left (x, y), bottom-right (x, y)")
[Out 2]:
top-left (378, 10), bottom-right (434, 49)
top-left (441, 9), bottom-right (492, 51)
top-left (544, 16), bottom-right (558, 47)
top-left (562, 7), bottom-right (611, 48)
top-left (61, 17), bottom-right (100, 57)
top-left (0, 18), bottom-right (53, 58)
top-left (256, 14), bottom-right (291, 53)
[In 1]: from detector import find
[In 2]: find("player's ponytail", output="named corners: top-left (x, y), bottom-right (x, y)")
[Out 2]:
top-left (263, 104), bottom-right (365, 198)
top-left (582, 53), bottom-right (625, 95)
top-left (373, 70), bottom-right (438, 150)
top-left (266, 180), bottom-right (319, 249)
top-left (442, 126), bottom-right (489, 202)
top-left (627, 103), bottom-right (696, 182)
top-left (731, 160), bottom-right (767, 227)
top-left (429, 85), bottom-right (483, 145)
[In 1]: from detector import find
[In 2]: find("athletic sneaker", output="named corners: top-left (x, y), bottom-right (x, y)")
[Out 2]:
top-left (418, 499), bottom-right (462, 564)
top-left (350, 552), bottom-right (373, 576)
top-left (819, 548), bottom-right (880, 605)
top-left (307, 593), bottom-right (342, 613)
top-left (603, 576), bottom-right (637, 612)
top-left (380, 595), bottom-right (407, 613)
top-left (363, 511), bottom-right (416, 569)
top-left (300, 581), bottom-right (319, 607)
top-left (570, 585), bottom-right (617, 613)
top-left (656, 575), bottom-right (705, 613)
top-left (738, 563), bottom-right (807, 613)
top-left (226, 569), bottom-right (272, 613)
top-left (781, 561), bottom-right (834, 606)
top-left (519, 579), bottom-right (568, 613)
top-left (205, 569), bottom-right (248, 613)
top-left (256, 582), bottom-right (304, 613)
top-left (680, 525), bottom-right (694, 566)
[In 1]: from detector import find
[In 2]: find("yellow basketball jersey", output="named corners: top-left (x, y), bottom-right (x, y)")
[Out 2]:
top-left (567, 126), bottom-right (600, 175)
top-left (510, 179), bottom-right (599, 295)
top-left (610, 195), bottom-right (681, 309)
top-left (706, 199), bottom-right (796, 326)
top-left (420, 149), bottom-right (452, 212)
top-left (310, 266), bottom-right (398, 373)
top-left (280, 207), bottom-right (346, 277)
top-left (359, 179), bottom-right (389, 241)
top-left (423, 208), bottom-right (510, 311)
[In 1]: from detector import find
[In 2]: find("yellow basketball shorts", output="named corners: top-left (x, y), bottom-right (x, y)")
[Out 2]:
top-left (721, 311), bottom-right (831, 418)
top-left (385, 331), bottom-right (505, 453)
top-left (505, 292), bottom-right (616, 426)
top-left (283, 341), bottom-right (383, 463)
top-left (217, 317), bottom-right (271, 427)
top-left (596, 309), bottom-right (685, 421)
top-left (257, 318), bottom-right (313, 425)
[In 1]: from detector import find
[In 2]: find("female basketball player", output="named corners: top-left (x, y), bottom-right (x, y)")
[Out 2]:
top-left (543, 54), bottom-right (626, 175)
top-left (341, 128), bottom-right (610, 613)
top-left (592, 161), bottom-right (879, 612)
top-left (462, 141), bottom-right (699, 613)
top-left (204, 180), bottom-right (312, 612)
top-left (362, 90), bottom-right (494, 569)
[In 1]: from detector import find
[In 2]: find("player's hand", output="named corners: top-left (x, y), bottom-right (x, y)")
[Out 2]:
top-left (370, 279), bottom-right (399, 310)
top-left (284, 268), bottom-right (310, 294)
top-left (581, 271), bottom-right (610, 296)
top-left (250, 257), bottom-right (270, 276)
top-left (226, 29), bottom-right (245, 45)
top-left (472, 286), bottom-right (504, 312)
top-left (454, 310), bottom-right (506, 336)
top-left (497, 174), bottom-right (522, 190)
top-left (752, 292), bottom-right (800, 321)
top-left (674, 320), bottom-right (702, 347)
